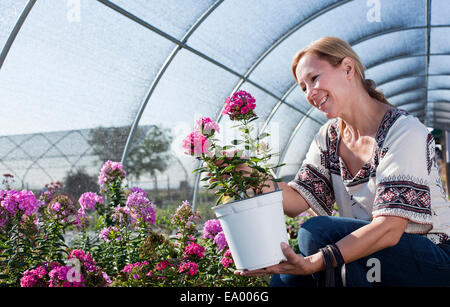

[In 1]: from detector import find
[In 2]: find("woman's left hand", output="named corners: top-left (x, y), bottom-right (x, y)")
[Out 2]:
top-left (235, 242), bottom-right (319, 277)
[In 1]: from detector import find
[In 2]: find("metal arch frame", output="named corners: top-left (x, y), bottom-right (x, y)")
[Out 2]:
top-left (385, 87), bottom-right (427, 100)
top-left (377, 73), bottom-right (450, 88)
top-left (384, 85), bottom-right (427, 99)
top-left (116, 0), bottom-right (225, 166)
top-left (0, 0), bottom-right (36, 71)
top-left (4, 135), bottom-right (55, 188)
top-left (423, 0), bottom-right (432, 126)
top-left (213, 0), bottom-right (354, 125)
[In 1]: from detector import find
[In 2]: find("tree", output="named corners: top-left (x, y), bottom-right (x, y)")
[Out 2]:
top-left (88, 125), bottom-right (173, 190)
top-left (63, 168), bottom-right (98, 201)
top-left (125, 126), bottom-right (173, 191)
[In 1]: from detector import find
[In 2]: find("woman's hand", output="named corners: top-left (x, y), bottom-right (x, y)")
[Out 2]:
top-left (234, 242), bottom-right (322, 277)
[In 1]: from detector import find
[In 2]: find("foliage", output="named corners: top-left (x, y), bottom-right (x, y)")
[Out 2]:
top-left (0, 161), bottom-right (271, 287)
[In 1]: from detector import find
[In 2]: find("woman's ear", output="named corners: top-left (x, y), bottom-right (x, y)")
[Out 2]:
top-left (341, 57), bottom-right (355, 80)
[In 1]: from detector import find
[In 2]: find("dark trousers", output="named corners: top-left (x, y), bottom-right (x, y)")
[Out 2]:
top-left (270, 216), bottom-right (450, 287)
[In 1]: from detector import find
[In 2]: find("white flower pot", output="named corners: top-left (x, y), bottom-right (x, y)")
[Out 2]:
top-left (212, 190), bottom-right (289, 271)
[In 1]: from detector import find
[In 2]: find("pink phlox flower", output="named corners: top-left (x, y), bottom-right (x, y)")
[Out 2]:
top-left (202, 219), bottom-right (222, 240)
top-left (126, 192), bottom-right (156, 226)
top-left (220, 249), bottom-right (233, 268)
top-left (182, 131), bottom-right (210, 156)
top-left (194, 117), bottom-right (220, 136)
top-left (78, 192), bottom-right (103, 211)
top-left (131, 187), bottom-right (147, 197)
top-left (222, 90), bottom-right (257, 120)
top-left (178, 261), bottom-right (198, 276)
top-left (99, 226), bottom-right (121, 242)
top-left (155, 260), bottom-right (171, 271)
top-left (51, 202), bottom-right (61, 212)
top-left (214, 231), bottom-right (228, 252)
top-left (184, 242), bottom-right (205, 258)
top-left (98, 160), bottom-right (126, 188)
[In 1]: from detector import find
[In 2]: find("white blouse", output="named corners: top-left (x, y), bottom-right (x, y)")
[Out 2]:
top-left (288, 108), bottom-right (450, 244)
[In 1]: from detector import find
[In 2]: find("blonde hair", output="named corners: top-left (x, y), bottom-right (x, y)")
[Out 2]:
top-left (291, 36), bottom-right (391, 106)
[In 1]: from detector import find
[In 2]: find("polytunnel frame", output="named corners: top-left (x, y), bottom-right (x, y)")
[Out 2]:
top-left (1, 0), bottom-right (449, 207)
top-left (95, 0), bottom-right (339, 209)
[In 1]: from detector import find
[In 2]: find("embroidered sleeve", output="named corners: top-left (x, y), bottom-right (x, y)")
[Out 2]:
top-left (288, 123), bottom-right (335, 216)
top-left (373, 117), bottom-right (434, 234)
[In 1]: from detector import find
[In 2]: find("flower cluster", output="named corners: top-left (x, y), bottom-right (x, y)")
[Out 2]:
top-left (78, 192), bottom-right (104, 212)
top-left (20, 262), bottom-right (59, 287)
top-left (21, 250), bottom-right (111, 287)
top-left (171, 200), bottom-right (201, 232)
top-left (38, 181), bottom-right (63, 204)
top-left (202, 219), bottom-right (222, 240)
top-left (0, 189), bottom-right (39, 217)
top-left (121, 261), bottom-right (152, 280)
top-left (194, 117), bottom-right (220, 137)
top-left (125, 191), bottom-right (156, 227)
top-left (99, 226), bottom-right (121, 243)
top-left (47, 194), bottom-right (79, 226)
top-left (184, 242), bottom-right (205, 259)
top-left (48, 264), bottom-right (86, 287)
top-left (182, 130), bottom-right (210, 157)
top-left (220, 249), bottom-right (233, 268)
top-left (98, 160), bottom-right (126, 188)
top-left (222, 90), bottom-right (256, 121)
top-left (178, 261), bottom-right (198, 276)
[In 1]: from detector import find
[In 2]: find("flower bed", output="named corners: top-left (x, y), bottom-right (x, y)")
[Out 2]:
top-left (1, 159), bottom-right (311, 287)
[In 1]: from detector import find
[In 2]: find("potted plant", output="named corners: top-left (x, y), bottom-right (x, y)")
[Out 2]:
top-left (182, 90), bottom-right (289, 270)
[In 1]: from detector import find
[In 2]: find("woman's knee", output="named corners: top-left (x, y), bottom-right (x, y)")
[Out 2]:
top-left (298, 216), bottom-right (329, 256)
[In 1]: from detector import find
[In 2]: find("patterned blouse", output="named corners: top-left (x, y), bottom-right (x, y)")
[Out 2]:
top-left (288, 108), bottom-right (450, 244)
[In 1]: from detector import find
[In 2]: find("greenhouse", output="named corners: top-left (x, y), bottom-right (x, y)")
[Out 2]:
top-left (1, 0), bottom-right (449, 289)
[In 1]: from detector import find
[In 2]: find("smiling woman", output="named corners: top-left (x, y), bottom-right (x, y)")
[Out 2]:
top-left (237, 36), bottom-right (450, 287)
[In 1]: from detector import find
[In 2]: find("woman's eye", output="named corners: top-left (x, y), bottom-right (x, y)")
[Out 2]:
top-left (312, 75), bottom-right (318, 82)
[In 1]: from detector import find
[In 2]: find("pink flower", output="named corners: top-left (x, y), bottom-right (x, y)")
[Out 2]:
top-left (182, 131), bottom-right (210, 156)
top-left (126, 192), bottom-right (156, 227)
top-left (184, 242), bottom-right (205, 258)
top-left (194, 117), bottom-right (220, 136)
top-left (222, 90), bottom-right (257, 121)
top-left (78, 192), bottom-right (103, 211)
top-left (155, 260), bottom-right (171, 271)
top-left (220, 250), bottom-right (234, 268)
top-left (98, 160), bottom-right (126, 188)
top-left (51, 202), bottom-right (61, 212)
top-left (214, 231), bottom-right (228, 251)
top-left (178, 261), bottom-right (198, 276)
top-left (202, 219), bottom-right (222, 240)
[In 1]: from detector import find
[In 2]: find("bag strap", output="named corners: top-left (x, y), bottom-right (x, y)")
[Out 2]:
top-left (319, 244), bottom-right (346, 287)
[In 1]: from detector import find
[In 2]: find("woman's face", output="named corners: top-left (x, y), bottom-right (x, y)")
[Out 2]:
top-left (295, 52), bottom-right (352, 119)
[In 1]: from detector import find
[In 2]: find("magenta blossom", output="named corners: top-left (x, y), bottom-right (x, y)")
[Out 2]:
top-left (222, 90), bottom-right (256, 121)
top-left (98, 160), bottom-right (126, 188)
top-left (184, 242), bottom-right (205, 258)
top-left (78, 192), bottom-right (103, 212)
top-left (202, 219), bottom-right (222, 240)
top-left (178, 261), bottom-right (198, 276)
top-left (182, 131), bottom-right (210, 157)
top-left (126, 192), bottom-right (156, 227)
top-left (214, 231), bottom-right (228, 252)
top-left (220, 249), bottom-right (234, 268)
top-left (194, 117), bottom-right (220, 137)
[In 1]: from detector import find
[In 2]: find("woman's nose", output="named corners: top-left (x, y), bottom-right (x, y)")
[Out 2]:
top-left (307, 88), bottom-right (317, 105)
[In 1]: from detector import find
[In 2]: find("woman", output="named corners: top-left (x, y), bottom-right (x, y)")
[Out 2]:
top-left (237, 36), bottom-right (450, 287)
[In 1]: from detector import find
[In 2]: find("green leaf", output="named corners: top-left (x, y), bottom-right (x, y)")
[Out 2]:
top-left (230, 139), bottom-right (242, 145)
top-left (258, 132), bottom-right (270, 139)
